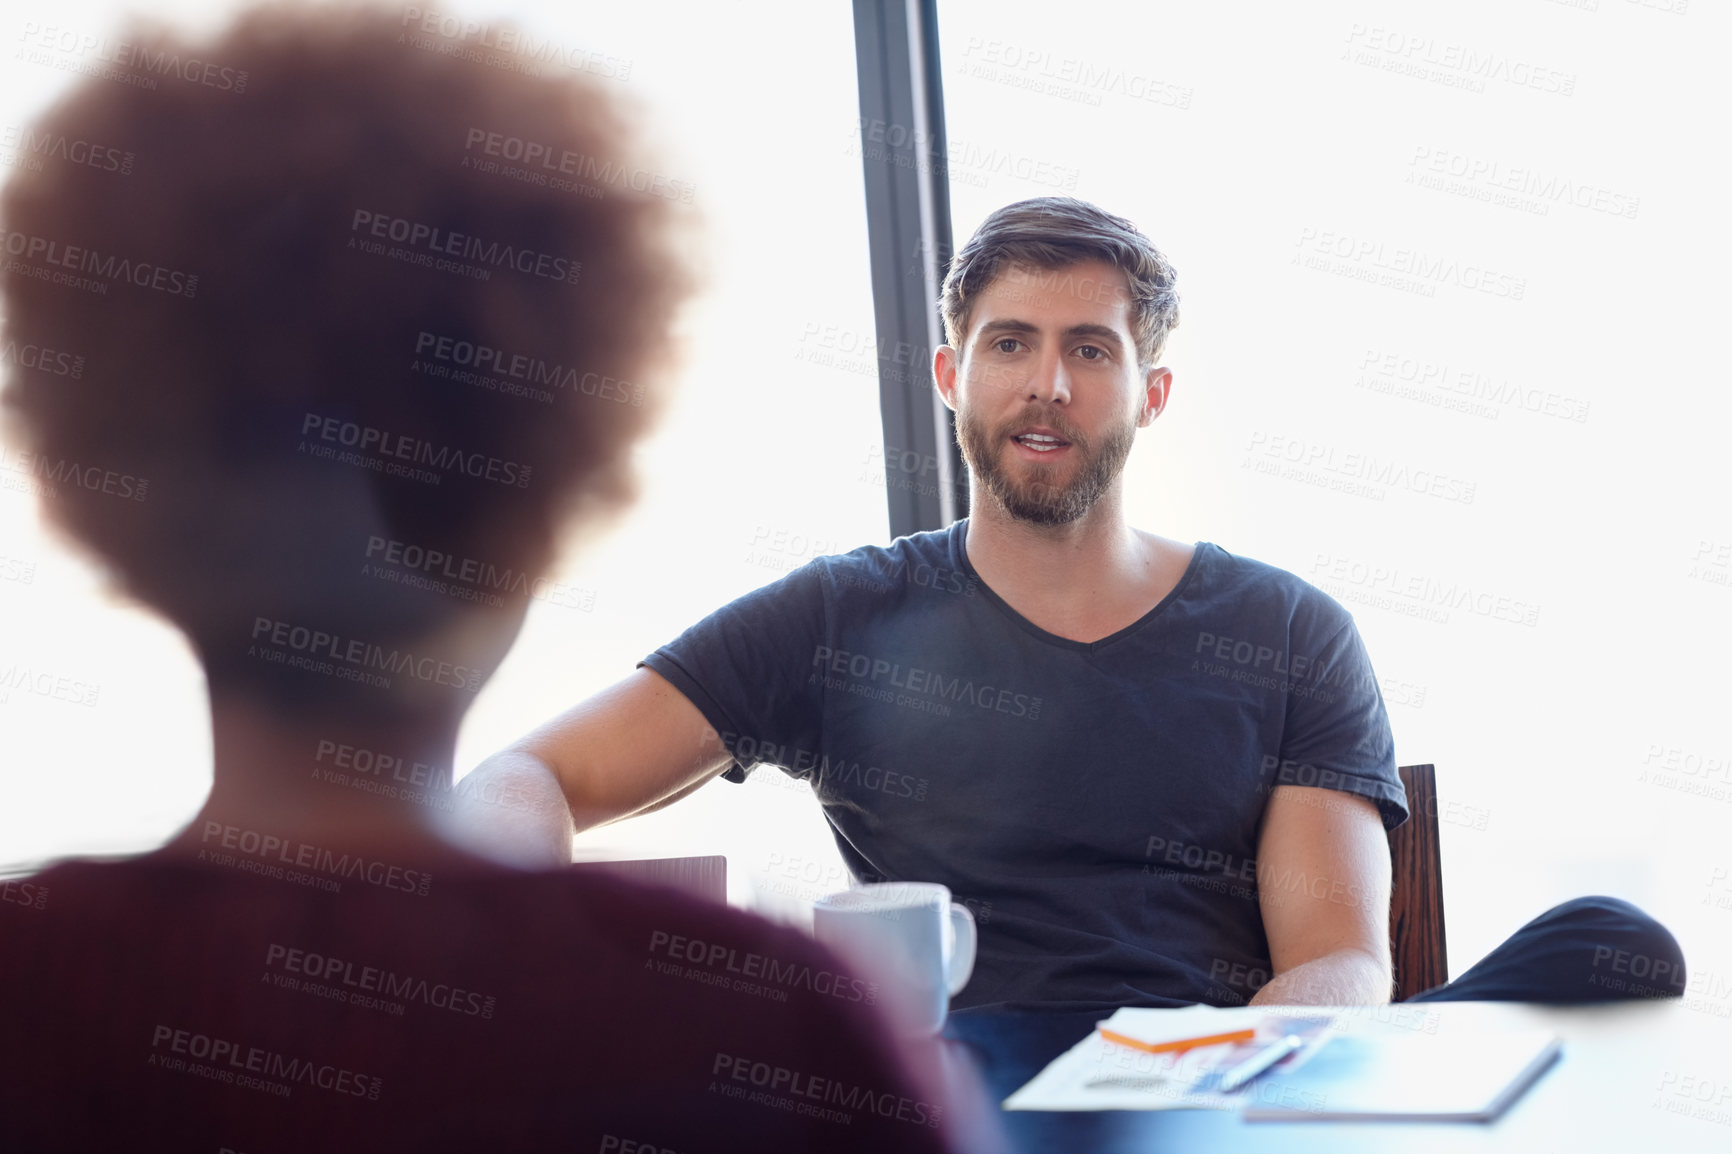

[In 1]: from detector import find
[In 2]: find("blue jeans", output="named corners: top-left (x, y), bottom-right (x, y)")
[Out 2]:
top-left (1405, 895), bottom-right (1687, 1003)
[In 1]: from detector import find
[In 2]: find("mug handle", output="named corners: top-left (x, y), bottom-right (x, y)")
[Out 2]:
top-left (945, 903), bottom-right (977, 996)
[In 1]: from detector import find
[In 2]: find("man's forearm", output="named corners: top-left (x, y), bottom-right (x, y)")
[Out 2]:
top-left (1248, 947), bottom-right (1392, 1006)
top-left (441, 750), bottom-right (575, 868)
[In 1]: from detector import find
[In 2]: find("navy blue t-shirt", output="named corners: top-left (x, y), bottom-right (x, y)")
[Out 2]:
top-left (643, 521), bottom-right (1405, 1013)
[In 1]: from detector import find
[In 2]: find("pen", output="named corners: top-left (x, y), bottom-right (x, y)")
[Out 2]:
top-left (1215, 1033), bottom-right (1303, 1093)
top-left (1097, 1026), bottom-right (1257, 1055)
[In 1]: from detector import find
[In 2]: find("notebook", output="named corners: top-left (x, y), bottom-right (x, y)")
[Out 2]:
top-left (1241, 1028), bottom-right (1562, 1122)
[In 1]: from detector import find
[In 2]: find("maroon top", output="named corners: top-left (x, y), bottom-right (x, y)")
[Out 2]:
top-left (0, 857), bottom-right (1001, 1152)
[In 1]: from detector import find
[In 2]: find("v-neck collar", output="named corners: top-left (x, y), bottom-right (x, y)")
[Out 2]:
top-left (946, 519), bottom-right (1209, 651)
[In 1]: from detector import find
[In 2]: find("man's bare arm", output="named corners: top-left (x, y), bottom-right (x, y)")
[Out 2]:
top-left (1250, 786), bottom-right (1394, 1006)
top-left (444, 667), bottom-right (734, 867)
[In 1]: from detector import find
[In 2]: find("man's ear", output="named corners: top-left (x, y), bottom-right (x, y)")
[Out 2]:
top-left (1139, 366), bottom-right (1173, 427)
top-left (933, 345), bottom-right (961, 412)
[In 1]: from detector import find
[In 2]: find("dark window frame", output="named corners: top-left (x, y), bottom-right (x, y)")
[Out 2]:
top-left (851, 0), bottom-right (966, 537)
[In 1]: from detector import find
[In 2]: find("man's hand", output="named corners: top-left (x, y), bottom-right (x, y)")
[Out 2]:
top-left (439, 750), bottom-right (577, 869)
top-left (443, 667), bottom-right (737, 866)
top-left (1250, 785), bottom-right (1394, 1005)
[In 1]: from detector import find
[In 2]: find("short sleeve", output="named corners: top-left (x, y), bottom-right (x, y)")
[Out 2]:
top-left (640, 561), bottom-right (830, 784)
top-left (1271, 617), bottom-right (1409, 830)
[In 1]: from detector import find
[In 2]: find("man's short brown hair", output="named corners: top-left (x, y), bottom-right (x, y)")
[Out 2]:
top-left (939, 197), bottom-right (1179, 367)
top-left (1, 5), bottom-right (690, 702)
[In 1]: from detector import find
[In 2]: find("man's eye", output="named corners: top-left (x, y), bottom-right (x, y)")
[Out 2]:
top-left (1077, 345), bottom-right (1105, 360)
top-left (995, 338), bottom-right (1022, 354)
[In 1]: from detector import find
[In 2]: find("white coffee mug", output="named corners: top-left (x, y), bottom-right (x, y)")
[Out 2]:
top-left (813, 881), bottom-right (977, 1034)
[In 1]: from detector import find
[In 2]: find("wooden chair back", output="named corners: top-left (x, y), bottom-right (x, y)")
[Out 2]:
top-left (1387, 764), bottom-right (1448, 1001)
top-left (570, 854), bottom-right (728, 904)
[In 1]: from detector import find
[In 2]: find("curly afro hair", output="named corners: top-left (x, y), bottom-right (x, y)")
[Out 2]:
top-left (2, 3), bottom-right (693, 710)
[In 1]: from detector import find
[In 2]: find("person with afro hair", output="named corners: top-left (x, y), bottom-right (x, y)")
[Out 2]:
top-left (0, 6), bottom-right (996, 1150)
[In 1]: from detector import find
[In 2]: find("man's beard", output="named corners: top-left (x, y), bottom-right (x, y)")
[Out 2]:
top-left (956, 403), bottom-right (1137, 526)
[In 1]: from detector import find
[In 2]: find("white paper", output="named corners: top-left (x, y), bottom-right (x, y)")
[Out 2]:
top-left (1003, 1002), bottom-right (1446, 1113)
top-left (1003, 1005), bottom-right (1337, 1112)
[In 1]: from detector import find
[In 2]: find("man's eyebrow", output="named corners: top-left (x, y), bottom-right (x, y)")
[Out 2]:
top-left (1062, 323), bottom-right (1125, 348)
top-left (975, 319), bottom-right (1038, 340)
top-left (973, 319), bottom-right (1126, 349)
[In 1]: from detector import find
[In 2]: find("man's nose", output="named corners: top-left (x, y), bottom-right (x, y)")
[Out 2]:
top-left (1026, 349), bottom-right (1071, 405)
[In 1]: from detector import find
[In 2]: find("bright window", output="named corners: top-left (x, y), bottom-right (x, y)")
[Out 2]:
top-left (938, 0), bottom-right (1732, 982)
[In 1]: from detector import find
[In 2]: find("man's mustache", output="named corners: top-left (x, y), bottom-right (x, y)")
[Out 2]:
top-left (993, 408), bottom-right (1089, 449)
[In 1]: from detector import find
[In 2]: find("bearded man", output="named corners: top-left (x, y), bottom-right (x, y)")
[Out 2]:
top-left (462, 197), bottom-right (1682, 1015)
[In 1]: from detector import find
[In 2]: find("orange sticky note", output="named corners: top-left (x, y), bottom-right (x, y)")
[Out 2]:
top-left (1097, 1026), bottom-right (1257, 1055)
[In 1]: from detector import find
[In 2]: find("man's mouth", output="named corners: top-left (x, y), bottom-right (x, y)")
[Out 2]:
top-left (1011, 432), bottom-right (1070, 453)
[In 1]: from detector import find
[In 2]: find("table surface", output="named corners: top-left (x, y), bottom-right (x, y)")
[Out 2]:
top-left (941, 999), bottom-right (1732, 1153)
